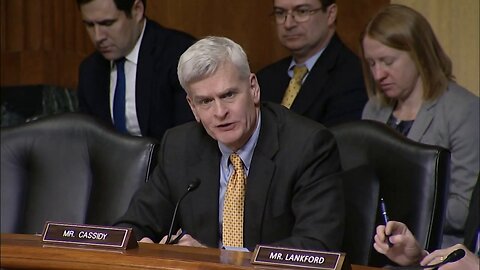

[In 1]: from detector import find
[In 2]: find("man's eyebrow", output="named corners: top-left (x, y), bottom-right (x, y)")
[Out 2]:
top-left (192, 95), bottom-right (210, 101)
top-left (221, 88), bottom-right (239, 96)
top-left (82, 18), bottom-right (117, 25)
top-left (273, 4), bottom-right (311, 10)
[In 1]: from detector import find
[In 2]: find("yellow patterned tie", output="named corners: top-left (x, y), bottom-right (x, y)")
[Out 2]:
top-left (281, 65), bottom-right (308, 109)
top-left (222, 153), bottom-right (246, 247)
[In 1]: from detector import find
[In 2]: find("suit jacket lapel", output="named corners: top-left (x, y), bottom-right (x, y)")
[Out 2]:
top-left (94, 56), bottom-right (112, 123)
top-left (408, 99), bottom-right (436, 141)
top-left (291, 34), bottom-right (342, 114)
top-left (272, 59), bottom-right (293, 103)
top-left (136, 20), bottom-right (155, 135)
top-left (187, 133), bottom-right (221, 247)
top-left (244, 106), bottom-right (279, 248)
top-left (373, 99), bottom-right (436, 142)
top-left (377, 104), bottom-right (393, 123)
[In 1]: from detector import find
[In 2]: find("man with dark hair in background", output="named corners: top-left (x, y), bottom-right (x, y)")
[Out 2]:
top-left (76, 0), bottom-right (195, 140)
top-left (257, 0), bottom-right (367, 127)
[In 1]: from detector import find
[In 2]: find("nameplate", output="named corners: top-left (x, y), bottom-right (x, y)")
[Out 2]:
top-left (41, 222), bottom-right (138, 250)
top-left (251, 245), bottom-right (348, 270)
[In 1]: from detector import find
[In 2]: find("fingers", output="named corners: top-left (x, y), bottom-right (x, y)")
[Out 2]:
top-left (140, 237), bottom-right (155, 243)
top-left (421, 249), bottom-right (447, 266)
top-left (175, 234), bottom-right (206, 247)
top-left (376, 225), bottom-right (387, 242)
top-left (373, 232), bottom-right (390, 253)
top-left (169, 229), bottom-right (187, 244)
top-left (160, 229), bottom-right (183, 244)
top-left (385, 220), bottom-right (405, 236)
top-left (420, 253), bottom-right (443, 267)
top-left (420, 244), bottom-right (464, 266)
top-left (373, 242), bottom-right (387, 255)
top-left (159, 235), bottom-right (168, 244)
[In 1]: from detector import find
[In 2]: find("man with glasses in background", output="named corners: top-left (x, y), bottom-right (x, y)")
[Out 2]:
top-left (257, 0), bottom-right (367, 127)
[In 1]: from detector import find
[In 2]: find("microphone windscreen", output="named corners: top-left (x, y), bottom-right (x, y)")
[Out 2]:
top-left (188, 179), bottom-right (201, 192)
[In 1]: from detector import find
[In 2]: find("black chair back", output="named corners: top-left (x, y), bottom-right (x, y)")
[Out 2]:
top-left (1, 113), bottom-right (158, 234)
top-left (331, 120), bottom-right (450, 266)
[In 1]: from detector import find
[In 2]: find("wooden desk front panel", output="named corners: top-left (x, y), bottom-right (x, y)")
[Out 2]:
top-left (1, 234), bottom-right (380, 270)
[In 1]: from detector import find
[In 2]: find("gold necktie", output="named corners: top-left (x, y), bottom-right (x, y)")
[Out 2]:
top-left (222, 153), bottom-right (246, 247)
top-left (281, 65), bottom-right (308, 109)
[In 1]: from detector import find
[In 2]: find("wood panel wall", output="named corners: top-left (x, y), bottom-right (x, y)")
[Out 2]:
top-left (392, 0), bottom-right (479, 96)
top-left (1, 0), bottom-right (388, 89)
top-left (0, 0), bottom-right (93, 89)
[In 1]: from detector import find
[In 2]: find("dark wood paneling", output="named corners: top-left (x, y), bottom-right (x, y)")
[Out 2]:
top-left (4, 0), bottom-right (24, 51)
top-left (148, 0), bottom-right (287, 73)
top-left (149, 0), bottom-right (390, 72)
top-left (1, 0), bottom-right (92, 88)
top-left (1, 0), bottom-right (389, 89)
top-left (336, 0), bottom-right (390, 55)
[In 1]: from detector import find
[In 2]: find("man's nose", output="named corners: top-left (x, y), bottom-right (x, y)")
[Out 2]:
top-left (213, 100), bottom-right (228, 118)
top-left (284, 12), bottom-right (297, 28)
top-left (93, 25), bottom-right (106, 42)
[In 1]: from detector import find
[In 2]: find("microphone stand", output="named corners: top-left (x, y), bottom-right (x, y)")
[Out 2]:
top-left (165, 179), bottom-right (201, 244)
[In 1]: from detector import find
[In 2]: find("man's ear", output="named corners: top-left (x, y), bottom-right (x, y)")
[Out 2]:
top-left (186, 96), bottom-right (201, 122)
top-left (250, 73), bottom-right (261, 105)
top-left (132, 0), bottom-right (145, 22)
top-left (327, 4), bottom-right (337, 26)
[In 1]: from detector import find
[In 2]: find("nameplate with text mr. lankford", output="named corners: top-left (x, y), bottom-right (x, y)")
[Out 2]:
top-left (251, 245), bottom-right (349, 270)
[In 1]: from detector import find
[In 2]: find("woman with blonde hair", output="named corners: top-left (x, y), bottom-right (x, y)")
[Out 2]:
top-left (360, 4), bottom-right (479, 247)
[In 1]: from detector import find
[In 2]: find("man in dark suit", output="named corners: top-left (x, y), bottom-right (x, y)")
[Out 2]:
top-left (115, 36), bottom-right (345, 251)
top-left (76, 0), bottom-right (195, 140)
top-left (257, 0), bottom-right (367, 127)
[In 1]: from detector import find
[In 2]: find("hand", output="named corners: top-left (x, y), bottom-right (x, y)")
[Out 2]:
top-left (139, 237), bottom-right (154, 243)
top-left (159, 229), bottom-right (206, 247)
top-left (373, 221), bottom-right (426, 266)
top-left (421, 244), bottom-right (479, 270)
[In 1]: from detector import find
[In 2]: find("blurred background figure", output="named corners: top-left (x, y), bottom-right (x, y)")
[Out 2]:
top-left (360, 4), bottom-right (479, 248)
top-left (76, 0), bottom-right (195, 140)
top-left (257, 0), bottom-right (367, 127)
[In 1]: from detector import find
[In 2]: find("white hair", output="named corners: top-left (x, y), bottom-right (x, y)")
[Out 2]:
top-left (177, 36), bottom-right (251, 90)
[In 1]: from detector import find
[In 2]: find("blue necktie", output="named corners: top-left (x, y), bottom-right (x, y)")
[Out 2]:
top-left (113, 58), bottom-right (127, 133)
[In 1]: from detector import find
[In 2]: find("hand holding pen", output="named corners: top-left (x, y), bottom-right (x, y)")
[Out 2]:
top-left (373, 221), bottom-right (431, 266)
top-left (169, 229), bottom-right (187, 244)
top-left (160, 229), bottom-right (206, 247)
top-left (380, 197), bottom-right (394, 247)
top-left (160, 228), bottom-right (187, 244)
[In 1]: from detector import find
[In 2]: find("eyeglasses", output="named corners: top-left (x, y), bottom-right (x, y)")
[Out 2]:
top-left (272, 7), bottom-right (323, 24)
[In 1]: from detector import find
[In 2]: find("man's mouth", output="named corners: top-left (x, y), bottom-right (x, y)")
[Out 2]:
top-left (216, 122), bottom-right (235, 131)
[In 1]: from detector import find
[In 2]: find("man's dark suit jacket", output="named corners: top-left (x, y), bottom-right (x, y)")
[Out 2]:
top-left (256, 34), bottom-right (367, 127)
top-left (77, 19), bottom-right (195, 141)
top-left (115, 102), bottom-right (345, 251)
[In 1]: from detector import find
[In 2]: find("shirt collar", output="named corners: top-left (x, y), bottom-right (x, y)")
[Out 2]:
top-left (287, 46), bottom-right (326, 76)
top-left (218, 111), bottom-right (261, 171)
top-left (110, 19), bottom-right (146, 67)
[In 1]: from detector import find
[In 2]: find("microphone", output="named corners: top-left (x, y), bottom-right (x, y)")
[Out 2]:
top-left (390, 249), bottom-right (466, 270)
top-left (165, 179), bottom-right (201, 244)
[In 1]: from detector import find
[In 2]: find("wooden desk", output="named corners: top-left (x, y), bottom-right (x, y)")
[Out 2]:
top-left (1, 234), bottom-right (381, 270)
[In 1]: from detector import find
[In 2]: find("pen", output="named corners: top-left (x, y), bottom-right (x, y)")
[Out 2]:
top-left (380, 197), bottom-right (393, 247)
top-left (169, 229), bottom-right (187, 245)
